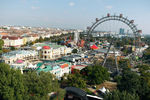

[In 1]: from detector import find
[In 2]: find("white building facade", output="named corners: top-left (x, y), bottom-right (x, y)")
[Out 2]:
top-left (40, 46), bottom-right (72, 60)
top-left (32, 43), bottom-right (72, 60)
top-left (2, 36), bottom-right (24, 47)
top-left (2, 50), bottom-right (38, 64)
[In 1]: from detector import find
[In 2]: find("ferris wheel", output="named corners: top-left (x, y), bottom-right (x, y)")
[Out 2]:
top-left (86, 13), bottom-right (142, 73)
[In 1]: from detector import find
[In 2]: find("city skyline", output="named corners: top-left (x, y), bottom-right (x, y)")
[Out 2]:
top-left (0, 0), bottom-right (150, 34)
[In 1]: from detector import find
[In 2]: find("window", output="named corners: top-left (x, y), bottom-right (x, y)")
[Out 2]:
top-left (8, 61), bottom-right (10, 64)
top-left (45, 56), bottom-right (47, 59)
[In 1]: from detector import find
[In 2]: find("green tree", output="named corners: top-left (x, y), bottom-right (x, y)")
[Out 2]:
top-left (64, 71), bottom-right (86, 88)
top-left (51, 89), bottom-right (66, 100)
top-left (0, 63), bottom-right (25, 100)
top-left (138, 64), bottom-right (150, 86)
top-left (72, 49), bottom-right (78, 53)
top-left (10, 46), bottom-right (15, 51)
top-left (0, 39), bottom-right (4, 54)
top-left (118, 69), bottom-right (141, 94)
top-left (68, 74), bottom-right (86, 88)
top-left (137, 64), bottom-right (150, 100)
top-left (0, 63), bottom-right (65, 100)
top-left (121, 47), bottom-right (132, 55)
top-left (116, 66), bottom-right (150, 100)
top-left (105, 57), bottom-right (116, 70)
top-left (143, 47), bottom-right (150, 61)
top-left (104, 90), bottom-right (139, 100)
top-left (81, 65), bottom-right (110, 85)
top-left (23, 71), bottom-right (65, 100)
top-left (114, 75), bottom-right (122, 85)
top-left (39, 36), bottom-right (44, 42)
top-left (118, 59), bottom-right (131, 69)
top-left (139, 78), bottom-right (150, 100)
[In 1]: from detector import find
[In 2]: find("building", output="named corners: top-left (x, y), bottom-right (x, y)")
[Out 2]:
top-left (32, 43), bottom-right (72, 60)
top-left (2, 50), bottom-right (38, 64)
top-left (95, 48), bottom-right (121, 56)
top-left (61, 54), bottom-right (92, 66)
top-left (36, 60), bottom-right (72, 79)
top-left (62, 54), bottom-right (84, 62)
top-left (0, 32), bottom-right (9, 39)
top-left (24, 34), bottom-right (39, 43)
top-left (2, 36), bottom-right (24, 47)
top-left (119, 28), bottom-right (125, 35)
top-left (71, 65), bottom-right (87, 73)
top-left (10, 59), bottom-right (28, 71)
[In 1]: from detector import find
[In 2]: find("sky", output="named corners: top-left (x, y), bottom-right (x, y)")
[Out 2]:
top-left (0, 0), bottom-right (150, 34)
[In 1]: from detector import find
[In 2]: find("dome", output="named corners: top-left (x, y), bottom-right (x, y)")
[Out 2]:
top-left (16, 60), bottom-right (24, 64)
top-left (42, 46), bottom-right (50, 49)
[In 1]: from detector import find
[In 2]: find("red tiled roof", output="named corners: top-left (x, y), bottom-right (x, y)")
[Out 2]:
top-left (60, 63), bottom-right (68, 68)
top-left (2, 36), bottom-right (22, 40)
top-left (42, 46), bottom-right (50, 49)
top-left (29, 34), bottom-right (38, 37)
top-left (0, 33), bottom-right (8, 35)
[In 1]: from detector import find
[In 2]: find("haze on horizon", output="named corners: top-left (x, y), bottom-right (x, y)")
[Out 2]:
top-left (0, 0), bottom-right (150, 34)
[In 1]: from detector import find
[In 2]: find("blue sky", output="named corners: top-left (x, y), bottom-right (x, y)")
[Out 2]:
top-left (0, 0), bottom-right (150, 34)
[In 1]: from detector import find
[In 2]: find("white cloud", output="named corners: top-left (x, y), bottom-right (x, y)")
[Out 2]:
top-left (31, 6), bottom-right (40, 10)
top-left (106, 5), bottom-right (113, 10)
top-left (69, 2), bottom-right (75, 7)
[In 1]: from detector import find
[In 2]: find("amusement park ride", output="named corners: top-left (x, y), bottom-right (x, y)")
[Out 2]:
top-left (79, 13), bottom-right (142, 73)
top-left (63, 13), bottom-right (142, 74)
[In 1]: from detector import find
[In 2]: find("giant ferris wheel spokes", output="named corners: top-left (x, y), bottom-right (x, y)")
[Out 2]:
top-left (86, 13), bottom-right (142, 72)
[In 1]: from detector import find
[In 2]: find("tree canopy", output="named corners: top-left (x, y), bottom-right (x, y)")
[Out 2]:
top-left (61, 69), bottom-right (86, 89)
top-left (118, 69), bottom-right (141, 93)
top-left (143, 47), bottom-right (150, 61)
top-left (0, 63), bottom-right (65, 100)
top-left (0, 39), bottom-right (4, 54)
top-left (104, 90), bottom-right (139, 100)
top-left (72, 49), bottom-right (78, 53)
top-left (117, 68), bottom-right (150, 100)
top-left (81, 65), bottom-right (110, 85)
top-left (118, 59), bottom-right (131, 69)
top-left (0, 63), bottom-right (25, 100)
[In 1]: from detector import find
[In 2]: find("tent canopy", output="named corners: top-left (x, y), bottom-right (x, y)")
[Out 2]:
top-left (90, 44), bottom-right (99, 50)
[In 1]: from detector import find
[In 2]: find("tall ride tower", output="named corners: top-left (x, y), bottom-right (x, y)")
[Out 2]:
top-left (74, 32), bottom-right (80, 44)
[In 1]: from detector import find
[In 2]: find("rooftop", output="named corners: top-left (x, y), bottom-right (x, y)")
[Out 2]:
top-left (2, 36), bottom-right (22, 40)
top-left (33, 42), bottom-right (64, 49)
top-left (2, 50), bottom-right (38, 59)
top-left (42, 46), bottom-right (50, 49)
top-left (0, 32), bottom-right (8, 35)
top-left (36, 60), bottom-right (71, 72)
